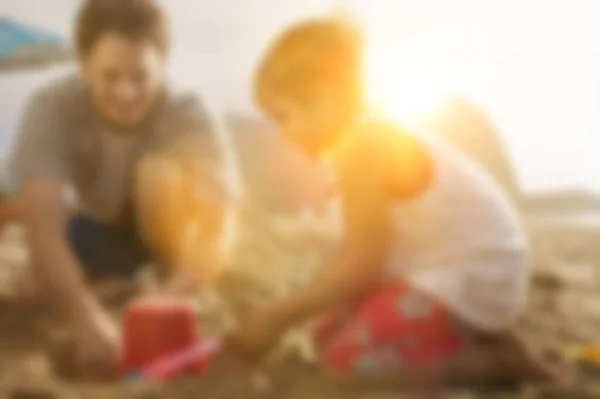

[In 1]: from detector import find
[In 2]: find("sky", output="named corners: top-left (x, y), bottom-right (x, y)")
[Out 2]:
top-left (1, 0), bottom-right (599, 193)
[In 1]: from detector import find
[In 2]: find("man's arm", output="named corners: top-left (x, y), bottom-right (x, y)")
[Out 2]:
top-left (11, 88), bottom-right (101, 324)
top-left (20, 179), bottom-right (100, 324)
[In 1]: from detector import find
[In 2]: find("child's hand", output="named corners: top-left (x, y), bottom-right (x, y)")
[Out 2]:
top-left (226, 308), bottom-right (286, 365)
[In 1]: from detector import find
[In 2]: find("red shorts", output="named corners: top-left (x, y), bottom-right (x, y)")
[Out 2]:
top-left (313, 281), bottom-right (472, 375)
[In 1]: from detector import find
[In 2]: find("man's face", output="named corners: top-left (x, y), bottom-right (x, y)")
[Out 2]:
top-left (80, 31), bottom-right (166, 128)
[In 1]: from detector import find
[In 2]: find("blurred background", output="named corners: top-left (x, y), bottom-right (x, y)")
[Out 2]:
top-left (1, 2), bottom-right (600, 397)
top-left (1, 0), bottom-right (600, 198)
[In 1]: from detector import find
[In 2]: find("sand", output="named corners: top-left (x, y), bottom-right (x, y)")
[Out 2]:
top-left (0, 213), bottom-right (599, 399)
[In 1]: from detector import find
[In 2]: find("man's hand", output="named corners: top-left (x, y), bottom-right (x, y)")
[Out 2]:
top-left (73, 306), bottom-right (121, 379)
top-left (21, 179), bottom-right (118, 378)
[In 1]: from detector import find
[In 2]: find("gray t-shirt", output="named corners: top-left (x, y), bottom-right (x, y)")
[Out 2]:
top-left (11, 73), bottom-right (239, 224)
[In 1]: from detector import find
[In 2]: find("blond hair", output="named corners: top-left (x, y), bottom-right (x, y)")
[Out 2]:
top-left (254, 17), bottom-right (364, 116)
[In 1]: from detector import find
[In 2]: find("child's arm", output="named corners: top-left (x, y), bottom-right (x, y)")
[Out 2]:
top-left (265, 129), bottom-right (402, 324)
top-left (258, 123), bottom-right (434, 324)
top-left (228, 130), bottom-right (394, 361)
top-left (228, 124), bottom-right (435, 363)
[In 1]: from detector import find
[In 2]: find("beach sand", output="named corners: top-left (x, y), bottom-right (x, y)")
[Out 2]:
top-left (0, 214), bottom-right (599, 398)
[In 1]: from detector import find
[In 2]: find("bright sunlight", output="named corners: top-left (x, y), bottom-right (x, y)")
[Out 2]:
top-left (364, 51), bottom-right (452, 127)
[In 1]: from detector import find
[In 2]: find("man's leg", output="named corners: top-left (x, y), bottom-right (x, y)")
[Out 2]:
top-left (17, 214), bottom-right (152, 308)
top-left (66, 214), bottom-right (150, 279)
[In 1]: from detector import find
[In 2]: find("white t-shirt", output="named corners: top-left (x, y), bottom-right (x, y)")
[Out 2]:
top-left (385, 132), bottom-right (530, 331)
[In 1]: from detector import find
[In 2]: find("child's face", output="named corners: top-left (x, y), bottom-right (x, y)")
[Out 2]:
top-left (269, 89), bottom-right (346, 157)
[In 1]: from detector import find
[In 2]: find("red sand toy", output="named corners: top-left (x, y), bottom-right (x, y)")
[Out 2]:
top-left (120, 298), bottom-right (221, 381)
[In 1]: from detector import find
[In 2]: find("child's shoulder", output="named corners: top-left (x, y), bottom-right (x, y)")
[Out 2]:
top-left (334, 117), bottom-right (423, 165)
top-left (333, 117), bottom-right (434, 199)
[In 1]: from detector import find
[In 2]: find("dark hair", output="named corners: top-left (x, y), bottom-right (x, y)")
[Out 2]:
top-left (75, 0), bottom-right (169, 57)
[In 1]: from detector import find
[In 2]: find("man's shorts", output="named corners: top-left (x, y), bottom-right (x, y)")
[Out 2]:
top-left (66, 214), bottom-right (151, 279)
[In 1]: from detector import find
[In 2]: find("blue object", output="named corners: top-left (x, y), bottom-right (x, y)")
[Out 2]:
top-left (0, 17), bottom-right (66, 61)
top-left (0, 17), bottom-right (62, 58)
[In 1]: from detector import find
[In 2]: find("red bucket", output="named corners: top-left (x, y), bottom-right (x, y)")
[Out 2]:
top-left (119, 298), bottom-right (207, 378)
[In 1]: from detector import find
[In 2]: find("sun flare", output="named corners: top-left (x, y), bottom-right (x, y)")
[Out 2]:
top-left (364, 55), bottom-right (451, 126)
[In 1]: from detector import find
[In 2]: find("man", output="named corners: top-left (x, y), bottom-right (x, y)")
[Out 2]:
top-left (11, 0), bottom-right (236, 376)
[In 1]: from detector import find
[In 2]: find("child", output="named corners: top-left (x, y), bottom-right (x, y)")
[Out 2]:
top-left (226, 18), bottom-right (561, 389)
